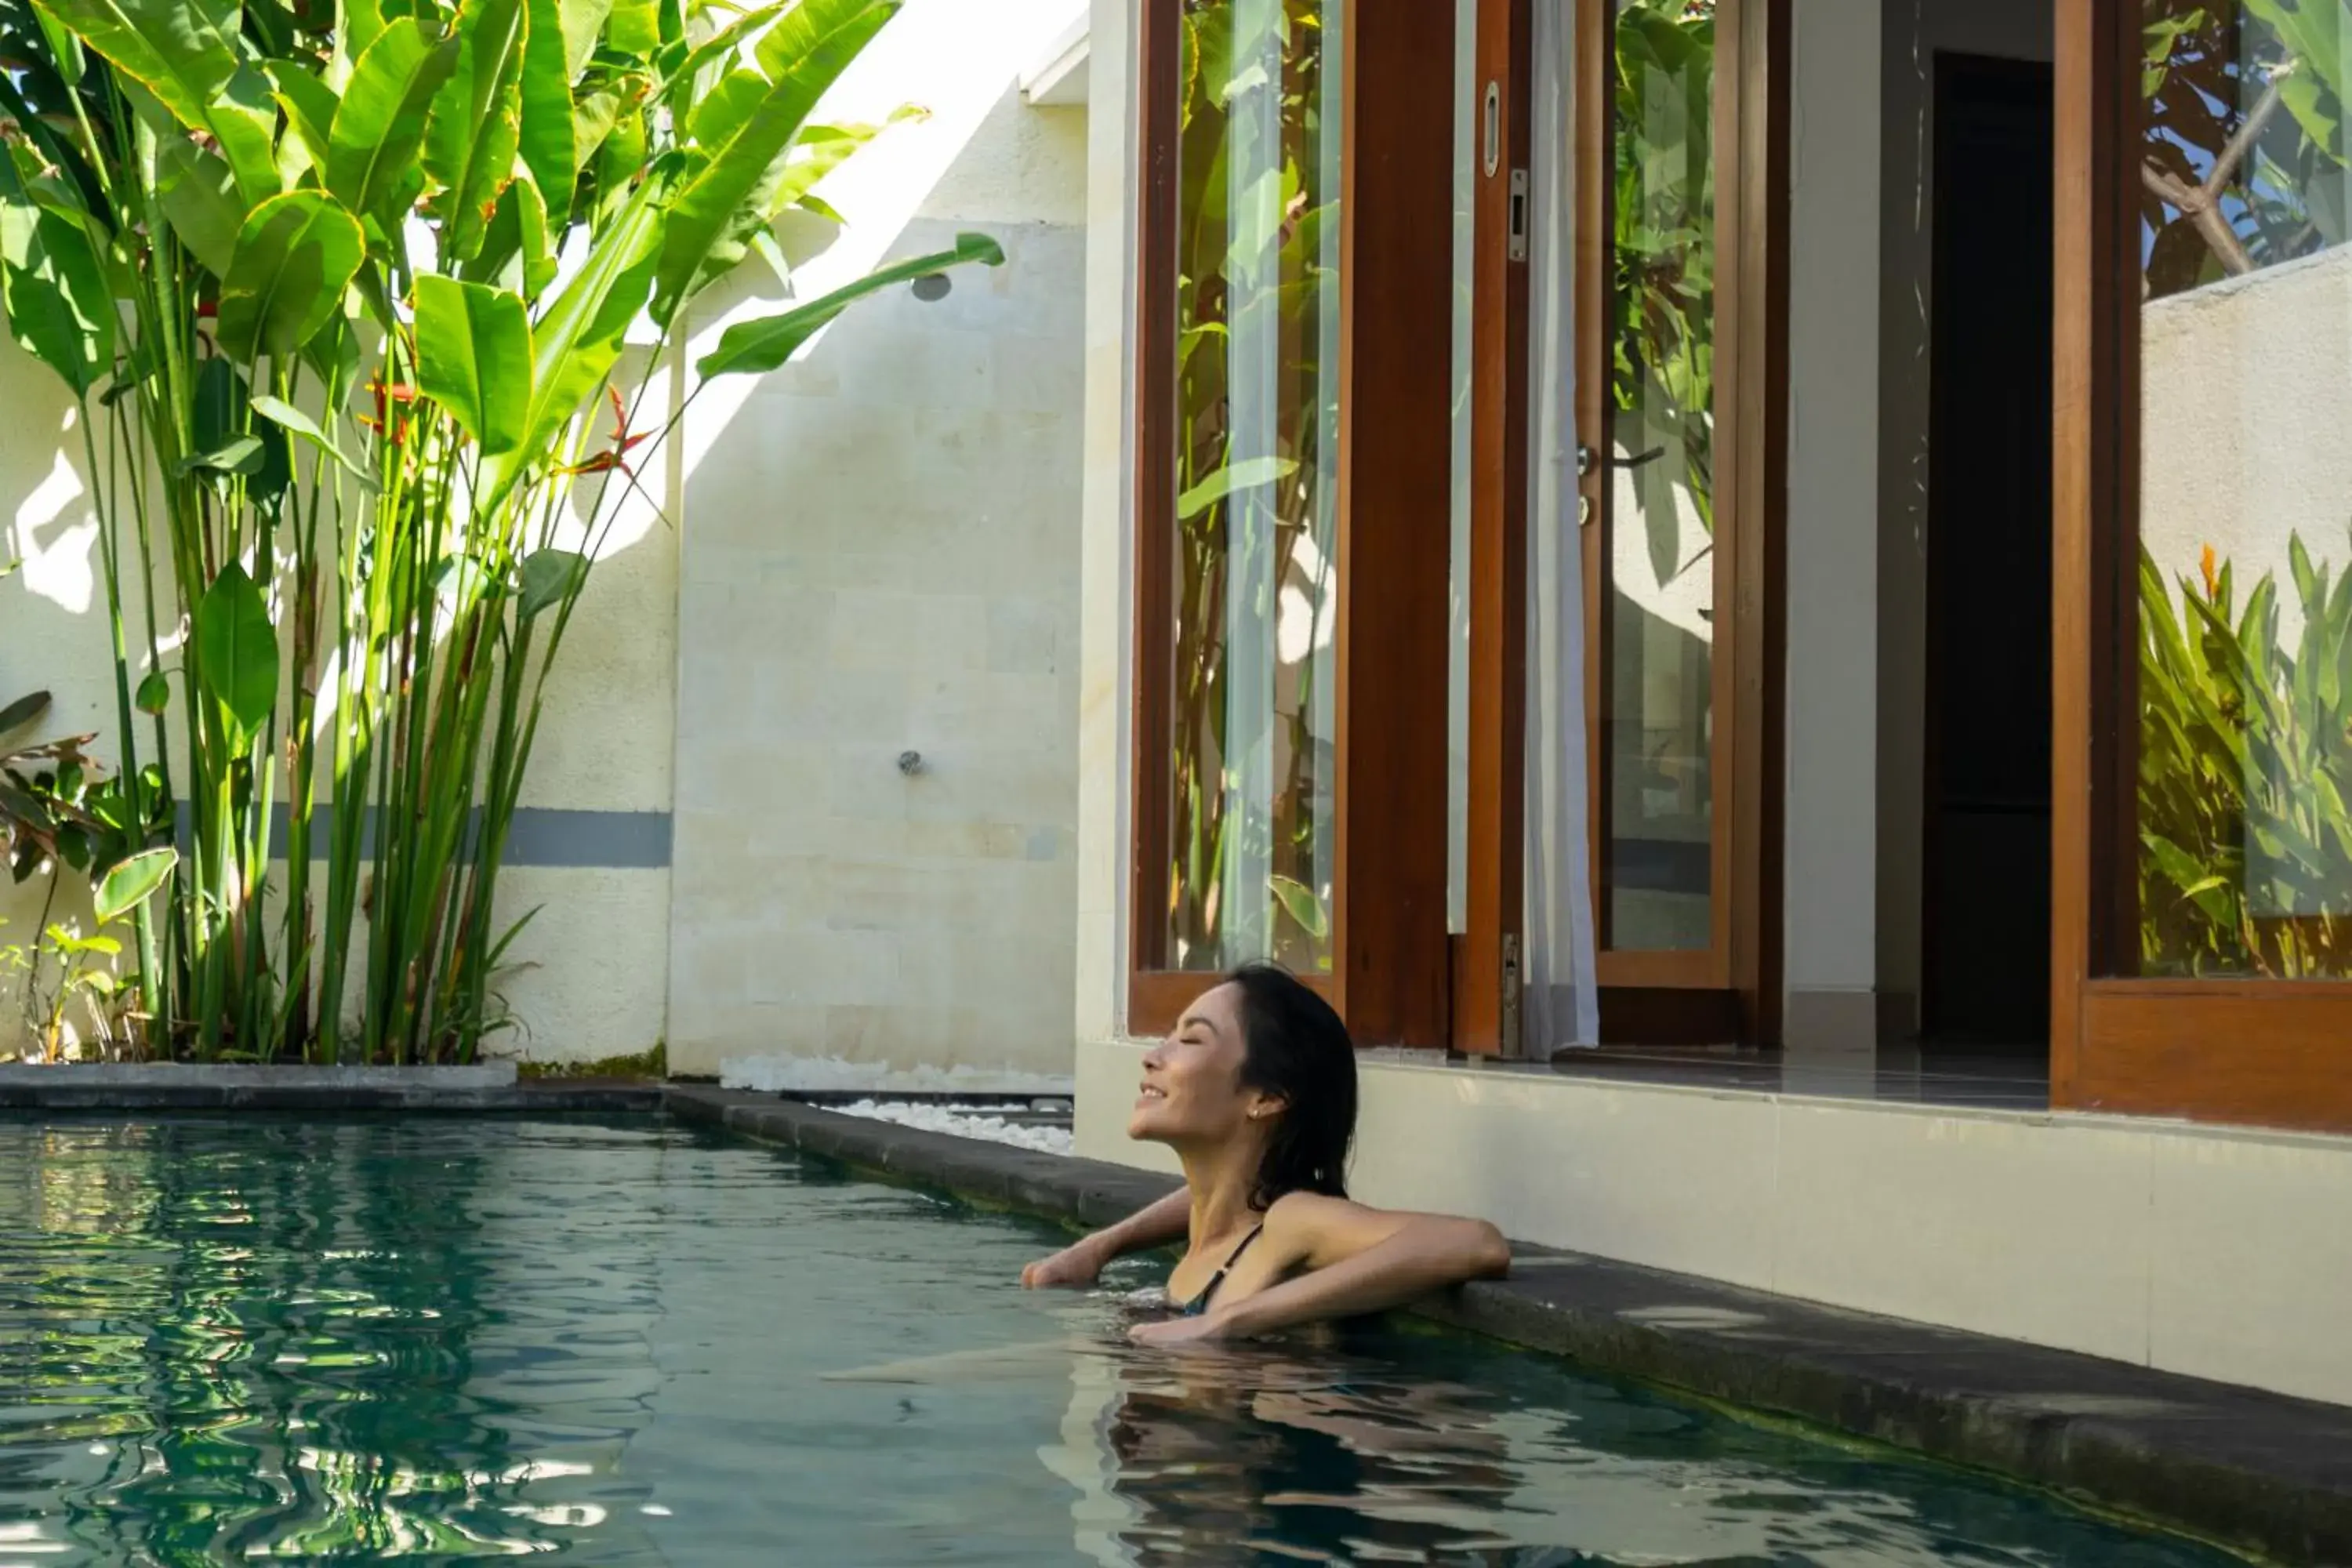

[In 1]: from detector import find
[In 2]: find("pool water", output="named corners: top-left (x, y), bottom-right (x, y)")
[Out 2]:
top-left (0, 1116), bottom-right (2243, 1566)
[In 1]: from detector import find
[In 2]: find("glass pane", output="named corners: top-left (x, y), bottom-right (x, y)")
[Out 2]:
top-left (2136, 0), bottom-right (2352, 979)
top-left (1603, 0), bottom-right (1716, 951)
top-left (1165, 0), bottom-right (1344, 973)
top-left (1449, 0), bottom-right (1479, 936)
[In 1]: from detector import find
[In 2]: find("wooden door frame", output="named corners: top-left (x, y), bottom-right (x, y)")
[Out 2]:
top-left (1127, 0), bottom-right (1455, 1047)
top-left (1456, 0), bottom-right (1535, 1058)
top-left (2051, 0), bottom-right (2352, 1132)
top-left (1577, 0), bottom-right (1788, 1045)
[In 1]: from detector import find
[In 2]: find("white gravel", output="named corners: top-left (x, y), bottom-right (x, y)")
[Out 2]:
top-left (720, 1056), bottom-right (1074, 1097)
top-left (830, 1099), bottom-right (1075, 1157)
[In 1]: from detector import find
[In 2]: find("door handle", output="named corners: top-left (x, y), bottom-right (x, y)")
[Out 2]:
top-left (1576, 445), bottom-right (1595, 477)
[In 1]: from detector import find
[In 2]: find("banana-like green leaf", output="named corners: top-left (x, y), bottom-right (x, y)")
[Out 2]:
top-left (1269, 874), bottom-right (1329, 941)
top-left (267, 60), bottom-right (340, 185)
top-left (1178, 455), bottom-right (1296, 521)
top-left (0, 180), bottom-right (116, 397)
top-left (659, 0), bottom-right (793, 107)
top-left (423, 0), bottom-right (527, 264)
top-left (341, 0), bottom-right (387, 67)
top-left (688, 67), bottom-right (766, 147)
top-left (251, 394), bottom-right (377, 490)
top-left (196, 563), bottom-right (280, 742)
top-left (570, 81), bottom-right (632, 172)
top-left (652, 0), bottom-right (900, 325)
top-left (0, 690), bottom-right (49, 735)
top-left (606, 0), bottom-right (656, 53)
top-left (93, 845), bottom-right (176, 923)
top-left (560, 0), bottom-right (616, 75)
top-left (152, 139), bottom-right (244, 278)
top-left (2242, 0), bottom-right (2345, 163)
top-left (517, 546), bottom-right (587, 619)
top-left (33, 0), bottom-right (280, 201)
top-left (518, 0), bottom-right (575, 203)
top-left (216, 191), bottom-right (366, 361)
top-left (695, 232), bottom-right (1005, 379)
top-left (180, 434), bottom-right (267, 476)
top-left (328, 19), bottom-right (459, 227)
top-left (762, 111), bottom-right (915, 223)
top-left (465, 176), bottom-right (557, 299)
top-left (33, 4), bottom-right (85, 85)
top-left (415, 274), bottom-right (532, 456)
top-left (485, 164), bottom-right (668, 506)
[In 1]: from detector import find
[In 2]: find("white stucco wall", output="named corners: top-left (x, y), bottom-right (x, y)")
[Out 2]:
top-left (1073, 0), bottom-right (1135, 1051)
top-left (1781, 0), bottom-right (1884, 1048)
top-left (0, 345), bottom-right (116, 1048)
top-left (666, 0), bottom-right (1092, 1088)
top-left (2140, 243), bottom-right (2352, 636)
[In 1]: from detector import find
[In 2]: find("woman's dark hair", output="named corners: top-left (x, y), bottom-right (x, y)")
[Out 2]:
top-left (1227, 962), bottom-right (1357, 1210)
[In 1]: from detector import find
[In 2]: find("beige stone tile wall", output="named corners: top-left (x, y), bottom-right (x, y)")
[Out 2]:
top-left (667, 41), bottom-right (1090, 1083)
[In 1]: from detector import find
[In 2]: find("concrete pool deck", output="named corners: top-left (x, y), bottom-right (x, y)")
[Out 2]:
top-left (666, 1086), bottom-right (2352, 1568)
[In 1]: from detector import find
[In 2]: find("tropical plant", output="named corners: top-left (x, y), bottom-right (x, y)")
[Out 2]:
top-left (1165, 0), bottom-right (1338, 971)
top-left (2141, 0), bottom-right (2347, 298)
top-left (2138, 533), bottom-right (2352, 977)
top-left (0, 846), bottom-right (174, 1058)
top-left (1613, 0), bottom-right (1714, 590)
top-left (0, 685), bottom-right (93, 877)
top-left (0, 0), bottom-right (1001, 1060)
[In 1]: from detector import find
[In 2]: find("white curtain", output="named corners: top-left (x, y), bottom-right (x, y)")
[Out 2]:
top-left (1521, 0), bottom-right (1601, 1054)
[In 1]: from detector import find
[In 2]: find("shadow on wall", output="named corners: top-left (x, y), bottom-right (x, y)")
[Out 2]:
top-left (0, 341), bottom-right (141, 1044)
top-left (666, 3), bottom-right (1091, 1089)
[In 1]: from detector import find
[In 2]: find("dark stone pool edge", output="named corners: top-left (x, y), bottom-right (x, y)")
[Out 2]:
top-left (667, 1086), bottom-right (2352, 1568)
top-left (0, 1077), bottom-right (663, 1112)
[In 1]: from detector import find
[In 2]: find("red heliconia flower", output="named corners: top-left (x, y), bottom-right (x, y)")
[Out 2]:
top-left (558, 385), bottom-right (651, 478)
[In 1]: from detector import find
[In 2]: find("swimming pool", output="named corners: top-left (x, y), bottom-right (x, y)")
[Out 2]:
top-left (1, 1116), bottom-right (2243, 1564)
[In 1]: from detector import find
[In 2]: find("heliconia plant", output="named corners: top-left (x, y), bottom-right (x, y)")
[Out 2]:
top-left (0, 0), bottom-right (1002, 1061)
top-left (2139, 532), bottom-right (2352, 978)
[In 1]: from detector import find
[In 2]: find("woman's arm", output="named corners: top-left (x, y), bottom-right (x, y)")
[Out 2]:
top-left (1131, 1194), bottom-right (1508, 1342)
top-left (1022, 1185), bottom-right (1190, 1287)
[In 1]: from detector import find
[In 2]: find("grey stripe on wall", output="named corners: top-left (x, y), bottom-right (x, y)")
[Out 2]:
top-left (177, 806), bottom-right (673, 869)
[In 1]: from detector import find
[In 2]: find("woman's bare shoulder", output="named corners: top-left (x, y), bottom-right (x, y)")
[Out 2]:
top-left (1261, 1192), bottom-right (1412, 1266)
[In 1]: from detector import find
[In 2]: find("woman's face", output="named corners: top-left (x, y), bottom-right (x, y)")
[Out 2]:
top-left (1129, 982), bottom-right (1276, 1147)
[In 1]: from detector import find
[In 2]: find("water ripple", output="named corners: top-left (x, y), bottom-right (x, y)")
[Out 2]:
top-left (0, 1116), bottom-right (2242, 1567)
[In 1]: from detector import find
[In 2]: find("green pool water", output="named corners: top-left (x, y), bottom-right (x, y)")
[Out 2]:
top-left (0, 1115), bottom-right (2244, 1566)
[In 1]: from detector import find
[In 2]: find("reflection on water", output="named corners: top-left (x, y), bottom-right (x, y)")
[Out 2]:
top-left (1045, 1330), bottom-right (2241, 1567)
top-left (1, 1116), bottom-right (2239, 1566)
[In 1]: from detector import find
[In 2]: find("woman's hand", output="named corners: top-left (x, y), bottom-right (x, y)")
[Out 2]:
top-left (1020, 1188), bottom-right (1191, 1288)
top-left (1127, 1312), bottom-right (1236, 1348)
top-left (1021, 1238), bottom-right (1108, 1290)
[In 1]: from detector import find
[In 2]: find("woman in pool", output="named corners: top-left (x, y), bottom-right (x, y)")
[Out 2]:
top-left (1022, 964), bottom-right (1512, 1345)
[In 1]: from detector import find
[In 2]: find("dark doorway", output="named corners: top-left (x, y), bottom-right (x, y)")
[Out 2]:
top-left (1922, 53), bottom-right (2055, 1049)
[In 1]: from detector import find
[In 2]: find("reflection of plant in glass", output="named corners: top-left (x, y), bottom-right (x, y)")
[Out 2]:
top-left (2141, 0), bottom-right (2347, 298)
top-left (1613, 0), bottom-right (1714, 590)
top-left (1167, 0), bottom-right (1337, 971)
top-left (2139, 535), bottom-right (2352, 977)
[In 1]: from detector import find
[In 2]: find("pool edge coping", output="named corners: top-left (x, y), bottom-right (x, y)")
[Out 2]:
top-left (666, 1084), bottom-right (2352, 1568)
top-left (0, 1075), bottom-right (662, 1112)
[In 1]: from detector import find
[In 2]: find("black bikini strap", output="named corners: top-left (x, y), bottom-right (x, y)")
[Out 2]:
top-left (1220, 1224), bottom-right (1265, 1270)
